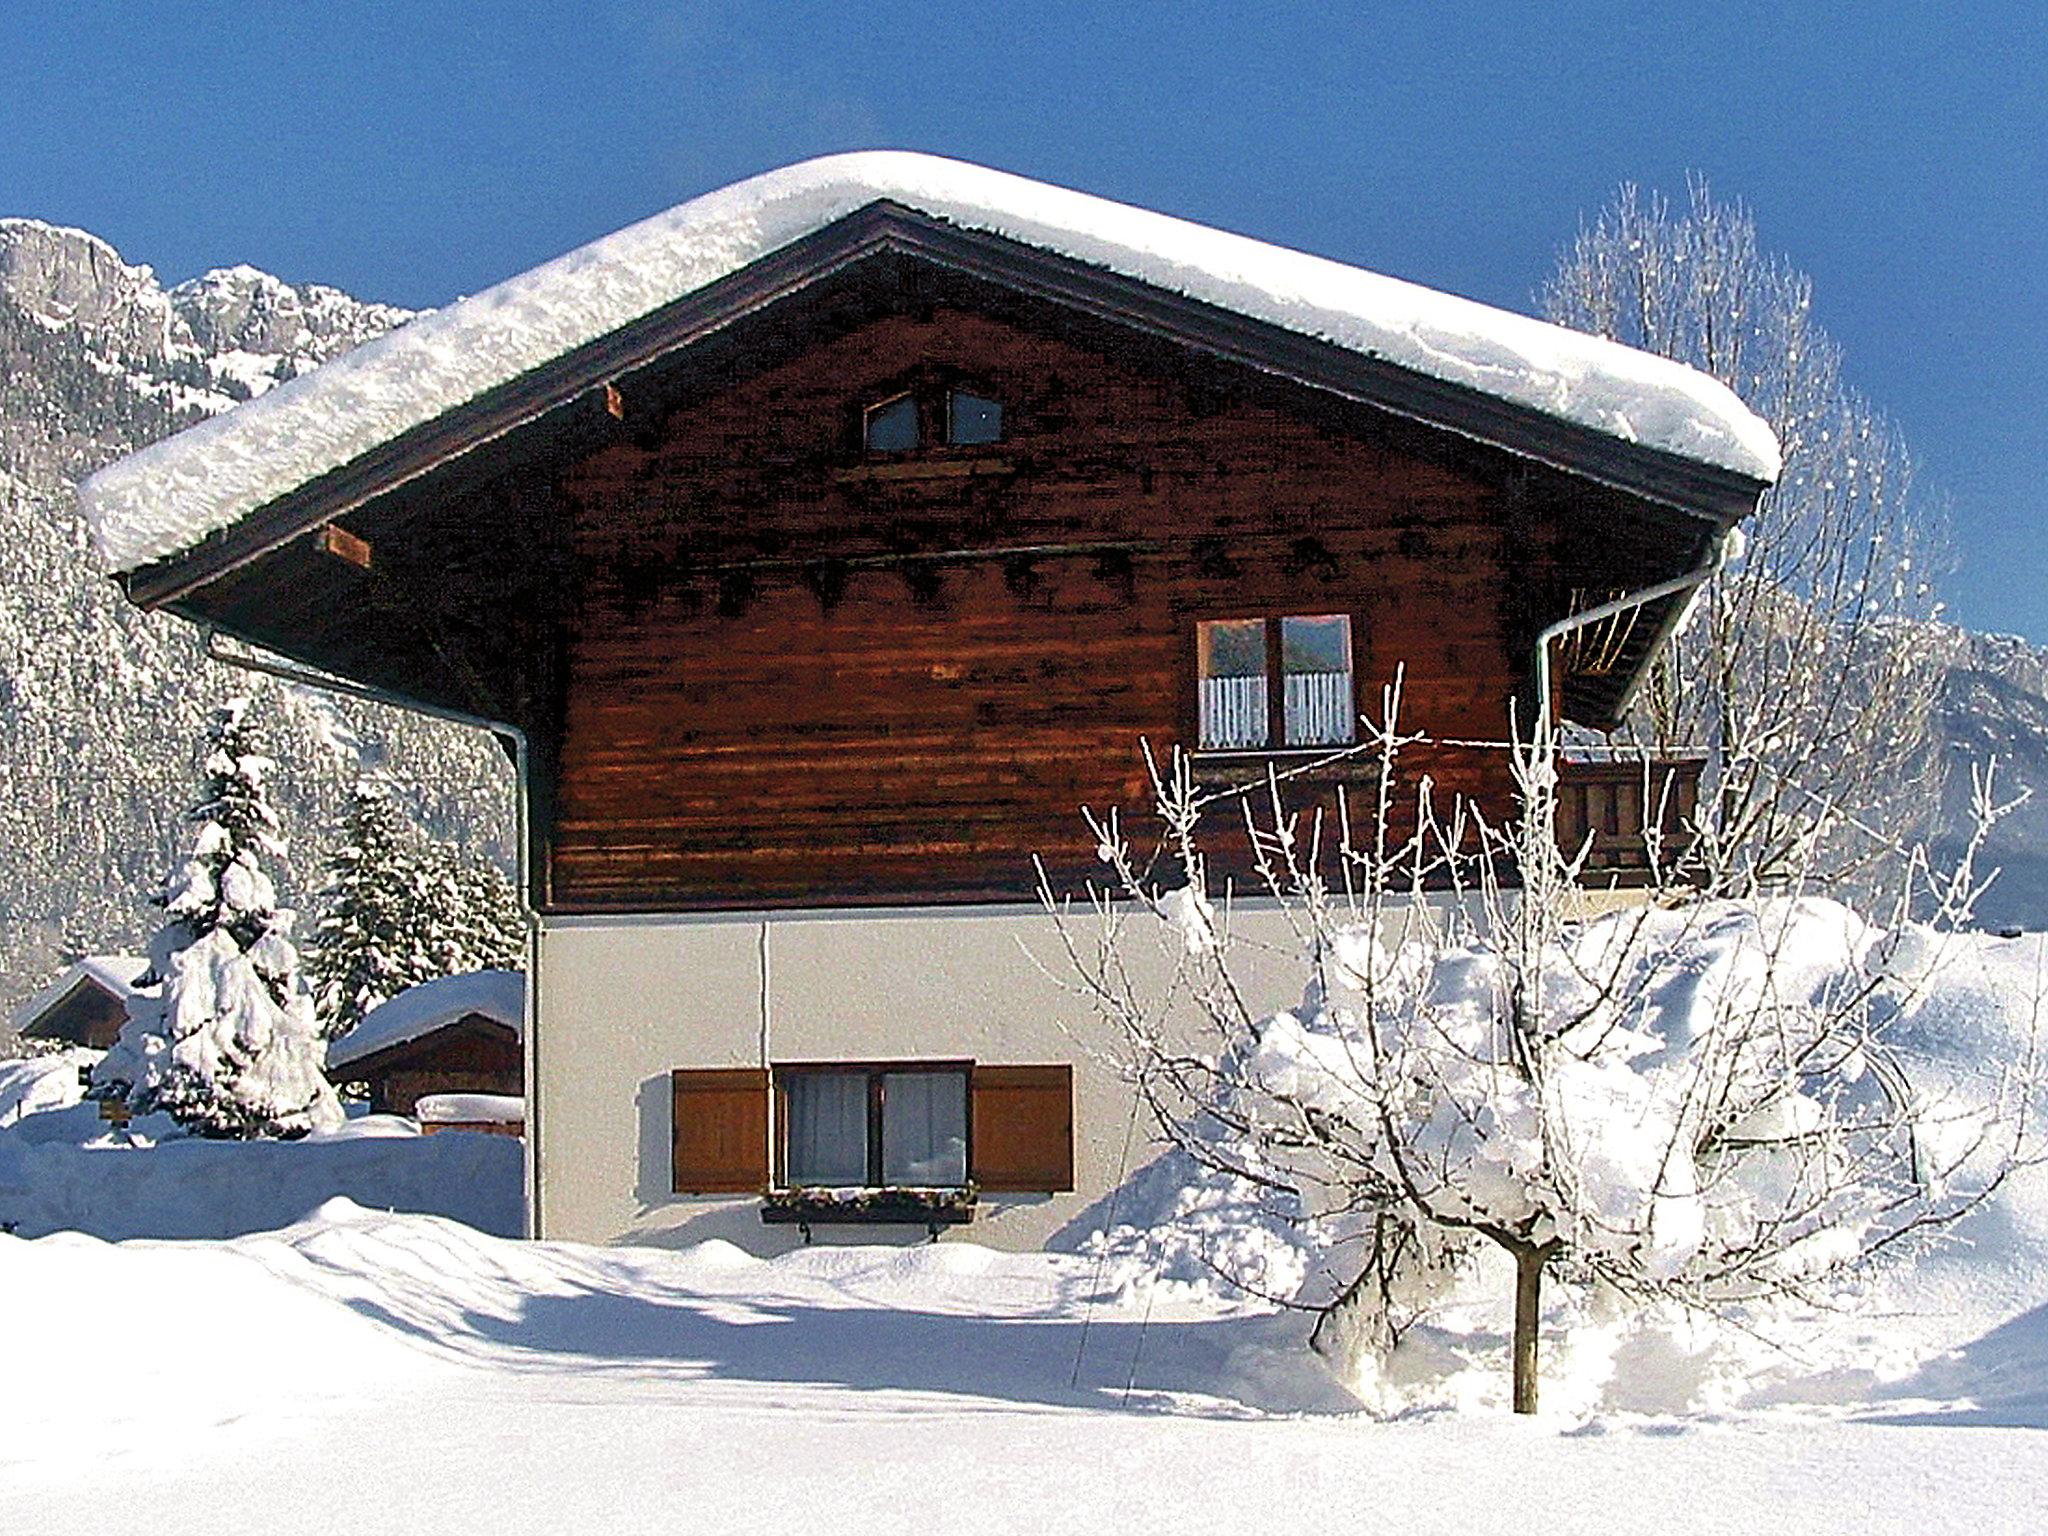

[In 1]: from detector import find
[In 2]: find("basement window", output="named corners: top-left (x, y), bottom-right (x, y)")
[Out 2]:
top-left (1197, 614), bottom-right (1356, 751)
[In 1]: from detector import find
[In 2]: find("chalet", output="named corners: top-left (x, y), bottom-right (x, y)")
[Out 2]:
top-left (10, 956), bottom-right (152, 1050)
top-left (75, 153), bottom-right (1776, 1252)
top-left (325, 969), bottom-right (524, 1118)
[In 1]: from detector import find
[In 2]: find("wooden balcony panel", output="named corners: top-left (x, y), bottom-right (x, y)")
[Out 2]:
top-left (1559, 756), bottom-right (1703, 879)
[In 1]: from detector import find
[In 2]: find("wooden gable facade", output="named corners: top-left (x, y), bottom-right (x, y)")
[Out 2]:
top-left (117, 204), bottom-right (1764, 915)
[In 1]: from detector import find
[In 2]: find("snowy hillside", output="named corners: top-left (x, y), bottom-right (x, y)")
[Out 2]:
top-left (0, 217), bottom-right (513, 1024)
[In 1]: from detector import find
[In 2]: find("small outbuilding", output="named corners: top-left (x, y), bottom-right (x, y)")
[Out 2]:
top-left (325, 970), bottom-right (524, 1118)
top-left (10, 956), bottom-right (153, 1050)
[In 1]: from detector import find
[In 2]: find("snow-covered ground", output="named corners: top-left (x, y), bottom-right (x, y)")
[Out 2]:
top-left (3, 1198), bottom-right (2044, 1536)
top-left (4, 918), bottom-right (2047, 1531)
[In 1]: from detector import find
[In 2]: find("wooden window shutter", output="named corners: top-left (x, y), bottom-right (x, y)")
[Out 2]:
top-left (671, 1068), bottom-right (770, 1194)
top-left (971, 1064), bottom-right (1074, 1193)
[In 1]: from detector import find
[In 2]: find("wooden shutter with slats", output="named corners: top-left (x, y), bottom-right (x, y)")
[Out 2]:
top-left (971, 1064), bottom-right (1074, 1192)
top-left (671, 1068), bottom-right (770, 1193)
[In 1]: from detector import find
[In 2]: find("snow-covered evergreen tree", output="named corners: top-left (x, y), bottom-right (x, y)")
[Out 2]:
top-left (91, 699), bottom-right (342, 1138)
top-left (307, 777), bottom-right (440, 1040)
top-left (429, 849), bottom-right (526, 977)
top-left (308, 778), bottom-right (526, 1041)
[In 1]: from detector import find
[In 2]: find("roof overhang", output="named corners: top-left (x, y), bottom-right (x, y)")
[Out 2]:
top-left (119, 201), bottom-right (1769, 614)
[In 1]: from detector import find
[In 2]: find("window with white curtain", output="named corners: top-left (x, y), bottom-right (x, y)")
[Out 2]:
top-left (1197, 614), bottom-right (1354, 750)
top-left (776, 1064), bottom-right (970, 1189)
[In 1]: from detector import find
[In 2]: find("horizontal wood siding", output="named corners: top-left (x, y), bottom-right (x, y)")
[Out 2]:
top-left (552, 308), bottom-right (1530, 909)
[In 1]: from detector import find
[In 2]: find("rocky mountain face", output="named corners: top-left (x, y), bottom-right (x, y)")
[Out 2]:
top-left (0, 218), bottom-right (512, 1029)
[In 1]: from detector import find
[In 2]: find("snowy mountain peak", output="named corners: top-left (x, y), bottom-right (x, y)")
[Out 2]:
top-left (0, 216), bottom-right (501, 1027)
top-left (0, 216), bottom-right (175, 358)
top-left (169, 263), bottom-right (414, 375)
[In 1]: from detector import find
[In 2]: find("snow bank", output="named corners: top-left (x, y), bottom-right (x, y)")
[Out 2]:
top-left (79, 151), bottom-right (1779, 573)
top-left (0, 1105), bottom-right (521, 1240)
top-left (0, 1050), bottom-right (93, 1128)
top-left (326, 968), bottom-right (522, 1072)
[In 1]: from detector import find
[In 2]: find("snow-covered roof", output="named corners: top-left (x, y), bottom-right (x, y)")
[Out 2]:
top-left (9, 956), bottom-right (153, 1035)
top-left (326, 970), bottom-right (524, 1072)
top-left (415, 1092), bottom-right (524, 1125)
top-left (79, 152), bottom-right (1780, 575)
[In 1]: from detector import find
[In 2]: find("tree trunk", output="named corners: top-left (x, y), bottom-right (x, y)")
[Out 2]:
top-left (1511, 1243), bottom-right (1547, 1415)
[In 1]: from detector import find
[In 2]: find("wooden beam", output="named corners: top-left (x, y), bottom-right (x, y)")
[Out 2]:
top-left (318, 522), bottom-right (373, 570)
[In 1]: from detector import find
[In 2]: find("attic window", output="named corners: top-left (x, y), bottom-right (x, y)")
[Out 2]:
top-left (861, 387), bottom-right (1006, 456)
top-left (948, 390), bottom-right (1003, 446)
top-left (864, 393), bottom-right (920, 454)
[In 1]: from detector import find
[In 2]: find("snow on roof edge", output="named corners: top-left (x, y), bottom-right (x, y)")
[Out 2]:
top-left (80, 150), bottom-right (1782, 575)
top-left (326, 970), bottom-right (525, 1072)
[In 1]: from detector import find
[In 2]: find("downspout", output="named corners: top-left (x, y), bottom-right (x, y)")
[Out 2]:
top-left (1533, 527), bottom-right (1737, 734)
top-left (201, 625), bottom-right (545, 1241)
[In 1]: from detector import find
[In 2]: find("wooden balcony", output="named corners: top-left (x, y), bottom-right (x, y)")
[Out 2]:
top-left (1556, 755), bottom-right (1703, 879)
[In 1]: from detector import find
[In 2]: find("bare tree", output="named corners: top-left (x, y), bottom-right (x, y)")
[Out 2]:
top-left (1046, 692), bottom-right (2036, 1414)
top-left (1542, 182), bottom-right (1947, 896)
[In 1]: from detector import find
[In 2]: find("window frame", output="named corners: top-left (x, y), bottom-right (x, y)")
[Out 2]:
top-left (856, 377), bottom-right (1008, 460)
top-left (772, 1059), bottom-right (975, 1192)
top-left (861, 390), bottom-right (922, 456)
top-left (1189, 611), bottom-right (1361, 755)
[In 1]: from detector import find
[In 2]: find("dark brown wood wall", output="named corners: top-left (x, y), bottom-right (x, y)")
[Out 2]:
top-left (549, 308), bottom-right (1536, 910)
top-left (335, 1019), bottom-right (524, 1117)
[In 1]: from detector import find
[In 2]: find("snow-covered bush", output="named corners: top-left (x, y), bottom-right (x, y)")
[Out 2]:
top-left (1052, 692), bottom-right (2039, 1413)
top-left (92, 698), bottom-right (341, 1138)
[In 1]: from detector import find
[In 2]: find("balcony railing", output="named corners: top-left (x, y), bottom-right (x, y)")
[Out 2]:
top-left (1556, 755), bottom-right (1703, 878)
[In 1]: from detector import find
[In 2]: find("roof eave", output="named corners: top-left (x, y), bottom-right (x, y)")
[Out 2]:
top-left (118, 201), bottom-right (1770, 610)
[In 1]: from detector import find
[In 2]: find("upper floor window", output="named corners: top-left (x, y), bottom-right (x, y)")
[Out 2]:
top-left (861, 386), bottom-right (1005, 455)
top-left (863, 392), bottom-right (921, 454)
top-left (947, 390), bottom-right (1003, 445)
top-left (1197, 614), bottom-right (1355, 751)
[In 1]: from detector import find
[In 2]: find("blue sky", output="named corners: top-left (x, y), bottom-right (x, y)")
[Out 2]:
top-left (6, 3), bottom-right (2044, 635)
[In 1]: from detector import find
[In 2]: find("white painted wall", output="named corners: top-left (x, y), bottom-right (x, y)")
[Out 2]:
top-left (532, 901), bottom-right (1310, 1254)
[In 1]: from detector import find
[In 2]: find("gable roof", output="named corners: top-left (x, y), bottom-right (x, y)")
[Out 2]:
top-left (326, 970), bottom-right (524, 1074)
top-left (10, 956), bottom-right (152, 1036)
top-left (79, 151), bottom-right (1777, 582)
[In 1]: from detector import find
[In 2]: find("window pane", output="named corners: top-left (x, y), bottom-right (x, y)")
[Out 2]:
top-left (864, 394), bottom-right (919, 453)
top-left (1199, 618), bottom-right (1266, 678)
top-left (1281, 614), bottom-right (1350, 673)
top-left (1282, 614), bottom-right (1354, 746)
top-left (947, 391), bottom-right (1003, 445)
top-left (784, 1072), bottom-right (869, 1186)
top-left (880, 1070), bottom-right (969, 1186)
top-left (1198, 619), bottom-right (1269, 749)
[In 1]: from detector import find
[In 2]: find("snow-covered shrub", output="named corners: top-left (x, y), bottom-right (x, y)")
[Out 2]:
top-left (1052, 692), bottom-right (2039, 1413)
top-left (92, 698), bottom-right (341, 1138)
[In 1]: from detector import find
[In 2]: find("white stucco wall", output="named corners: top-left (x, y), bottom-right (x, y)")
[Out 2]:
top-left (531, 901), bottom-right (1310, 1254)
